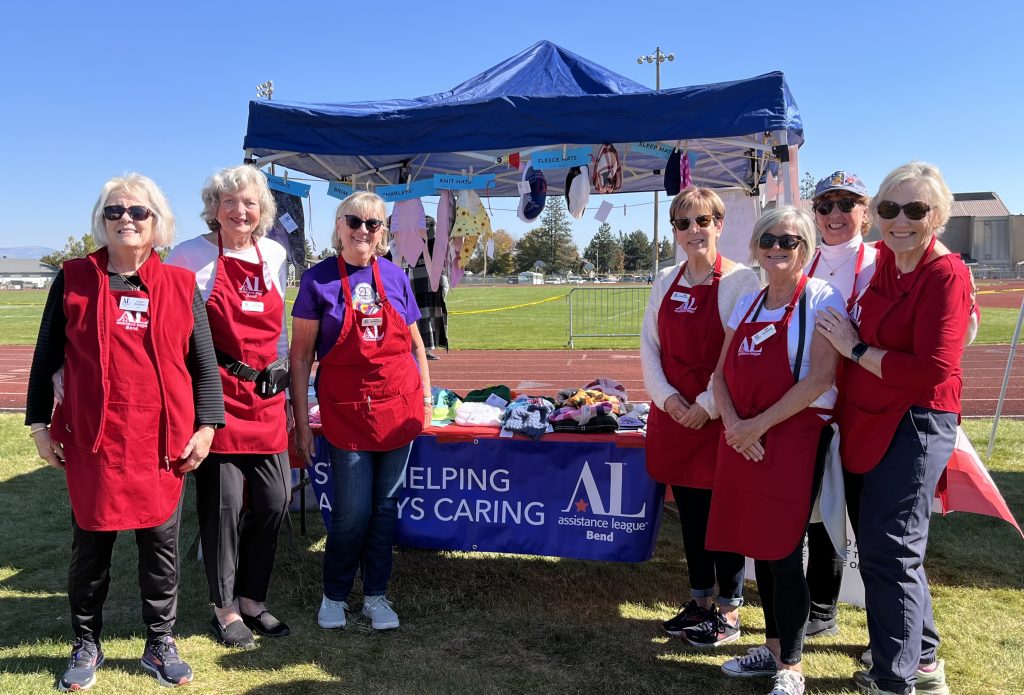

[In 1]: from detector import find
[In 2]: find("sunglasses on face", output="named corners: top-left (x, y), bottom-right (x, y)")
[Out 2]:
top-left (103, 205), bottom-right (153, 222)
top-left (876, 200), bottom-right (931, 221)
top-left (814, 199), bottom-right (860, 215)
top-left (670, 214), bottom-right (718, 231)
top-left (343, 214), bottom-right (384, 233)
top-left (758, 233), bottom-right (804, 250)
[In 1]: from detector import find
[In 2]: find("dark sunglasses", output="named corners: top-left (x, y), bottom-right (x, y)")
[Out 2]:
top-left (876, 200), bottom-right (931, 221)
top-left (670, 214), bottom-right (718, 231)
top-left (758, 233), bottom-right (804, 250)
top-left (344, 214), bottom-right (384, 233)
top-left (814, 199), bottom-right (860, 215)
top-left (103, 205), bottom-right (153, 222)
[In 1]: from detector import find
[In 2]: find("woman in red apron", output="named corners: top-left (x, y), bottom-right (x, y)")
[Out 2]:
top-left (291, 191), bottom-right (432, 632)
top-left (708, 207), bottom-right (843, 695)
top-left (26, 174), bottom-right (224, 690)
top-left (816, 163), bottom-right (969, 695)
top-left (641, 188), bottom-right (759, 647)
top-left (165, 165), bottom-right (292, 649)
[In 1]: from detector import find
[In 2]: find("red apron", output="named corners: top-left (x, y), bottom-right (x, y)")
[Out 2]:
top-left (205, 235), bottom-right (286, 454)
top-left (65, 286), bottom-right (182, 530)
top-left (317, 257), bottom-right (423, 452)
top-left (838, 236), bottom-right (938, 474)
top-left (706, 276), bottom-right (830, 560)
top-left (645, 255), bottom-right (725, 488)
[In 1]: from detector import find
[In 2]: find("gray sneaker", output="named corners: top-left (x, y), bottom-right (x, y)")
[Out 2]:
top-left (362, 595), bottom-right (399, 630)
top-left (854, 660), bottom-right (948, 695)
top-left (721, 645), bottom-right (778, 678)
top-left (769, 669), bottom-right (805, 695)
top-left (317, 596), bottom-right (348, 629)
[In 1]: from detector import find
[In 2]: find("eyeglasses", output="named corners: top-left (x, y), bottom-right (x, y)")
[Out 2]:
top-left (876, 200), bottom-right (931, 221)
top-left (103, 205), bottom-right (153, 222)
top-left (670, 215), bottom-right (718, 231)
top-left (814, 199), bottom-right (860, 215)
top-left (343, 214), bottom-right (384, 233)
top-left (758, 233), bottom-right (804, 250)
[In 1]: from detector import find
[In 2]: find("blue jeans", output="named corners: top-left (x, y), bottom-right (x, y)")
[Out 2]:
top-left (322, 443), bottom-right (412, 601)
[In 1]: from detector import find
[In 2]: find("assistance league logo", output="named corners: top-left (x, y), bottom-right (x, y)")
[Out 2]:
top-left (558, 461), bottom-right (650, 542)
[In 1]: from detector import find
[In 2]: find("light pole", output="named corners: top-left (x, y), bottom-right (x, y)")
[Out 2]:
top-left (636, 48), bottom-right (674, 280)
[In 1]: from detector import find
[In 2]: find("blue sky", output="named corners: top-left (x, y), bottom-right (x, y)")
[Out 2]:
top-left (1, 1), bottom-right (1021, 255)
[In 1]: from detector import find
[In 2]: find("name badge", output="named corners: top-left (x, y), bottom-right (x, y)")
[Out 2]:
top-left (241, 300), bottom-right (264, 313)
top-left (361, 317), bottom-right (383, 327)
top-left (119, 296), bottom-right (149, 312)
top-left (751, 324), bottom-right (777, 346)
top-left (670, 291), bottom-right (690, 303)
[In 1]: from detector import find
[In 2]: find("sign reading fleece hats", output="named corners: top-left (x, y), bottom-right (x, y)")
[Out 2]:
top-left (813, 171), bottom-right (869, 199)
top-left (564, 165), bottom-right (590, 220)
top-left (517, 165), bottom-right (547, 223)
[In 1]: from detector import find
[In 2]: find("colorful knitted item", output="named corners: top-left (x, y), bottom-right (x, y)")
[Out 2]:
top-left (548, 402), bottom-right (616, 425)
top-left (501, 396), bottom-right (556, 440)
top-left (550, 413), bottom-right (619, 433)
top-left (558, 389), bottom-right (623, 415)
top-left (584, 377), bottom-right (628, 404)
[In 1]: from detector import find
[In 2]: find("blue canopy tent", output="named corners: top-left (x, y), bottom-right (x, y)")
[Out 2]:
top-left (242, 41), bottom-right (804, 202)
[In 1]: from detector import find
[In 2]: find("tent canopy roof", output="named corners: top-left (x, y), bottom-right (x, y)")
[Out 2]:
top-left (243, 41), bottom-right (802, 197)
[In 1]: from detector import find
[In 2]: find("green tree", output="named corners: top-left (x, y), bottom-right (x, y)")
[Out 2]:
top-left (317, 246), bottom-right (337, 260)
top-left (619, 229), bottom-right (652, 271)
top-left (583, 222), bottom-right (624, 274)
top-left (800, 171), bottom-right (816, 200)
top-left (466, 229), bottom-right (515, 276)
top-left (658, 236), bottom-right (676, 264)
top-left (513, 198), bottom-right (578, 274)
top-left (40, 233), bottom-right (97, 267)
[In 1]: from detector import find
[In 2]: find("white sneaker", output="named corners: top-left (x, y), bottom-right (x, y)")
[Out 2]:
top-left (317, 596), bottom-right (348, 629)
top-left (362, 595), bottom-right (399, 630)
top-left (769, 669), bottom-right (805, 695)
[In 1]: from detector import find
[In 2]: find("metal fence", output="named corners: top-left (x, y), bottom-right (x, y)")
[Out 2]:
top-left (567, 286), bottom-right (651, 348)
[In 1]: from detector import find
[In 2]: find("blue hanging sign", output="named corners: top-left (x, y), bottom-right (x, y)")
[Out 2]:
top-left (377, 179), bottom-right (437, 202)
top-left (305, 433), bottom-right (664, 563)
top-left (326, 181), bottom-right (354, 200)
top-left (634, 141), bottom-right (674, 160)
top-left (432, 173), bottom-right (496, 190)
top-left (263, 172), bottom-right (310, 198)
top-left (531, 146), bottom-right (592, 171)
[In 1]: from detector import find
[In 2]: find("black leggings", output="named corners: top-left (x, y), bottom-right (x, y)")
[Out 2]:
top-left (672, 485), bottom-right (745, 606)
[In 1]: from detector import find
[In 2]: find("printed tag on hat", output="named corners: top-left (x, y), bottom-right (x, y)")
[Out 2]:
top-left (361, 317), bottom-right (383, 327)
top-left (594, 200), bottom-right (614, 222)
top-left (119, 296), bottom-right (149, 312)
top-left (751, 324), bottom-right (777, 346)
top-left (279, 212), bottom-right (299, 233)
top-left (326, 181), bottom-right (354, 200)
top-left (484, 393), bottom-right (508, 409)
top-left (634, 142), bottom-right (673, 160)
top-left (241, 300), bottom-right (265, 313)
top-left (517, 180), bottom-right (532, 195)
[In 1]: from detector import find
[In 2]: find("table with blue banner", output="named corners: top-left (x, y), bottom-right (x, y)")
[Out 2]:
top-left (301, 425), bottom-right (663, 563)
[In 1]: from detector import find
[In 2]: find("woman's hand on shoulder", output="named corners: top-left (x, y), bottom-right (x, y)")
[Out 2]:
top-left (179, 425), bottom-right (216, 473)
top-left (815, 307), bottom-right (858, 358)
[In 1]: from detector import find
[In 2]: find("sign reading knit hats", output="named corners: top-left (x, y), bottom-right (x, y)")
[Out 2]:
top-left (517, 165), bottom-right (548, 223)
top-left (565, 165), bottom-right (590, 220)
top-left (813, 171), bottom-right (869, 200)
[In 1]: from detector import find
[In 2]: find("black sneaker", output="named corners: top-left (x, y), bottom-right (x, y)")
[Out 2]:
top-left (685, 608), bottom-right (741, 648)
top-left (141, 635), bottom-right (193, 687)
top-left (804, 615), bottom-right (839, 638)
top-left (662, 599), bottom-right (712, 637)
top-left (58, 638), bottom-right (104, 692)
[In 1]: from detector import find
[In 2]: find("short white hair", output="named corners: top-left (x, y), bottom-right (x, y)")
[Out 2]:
top-left (873, 161), bottom-right (953, 231)
top-left (333, 191), bottom-right (389, 256)
top-left (749, 206), bottom-right (816, 267)
top-left (200, 164), bottom-right (277, 239)
top-left (91, 173), bottom-right (176, 248)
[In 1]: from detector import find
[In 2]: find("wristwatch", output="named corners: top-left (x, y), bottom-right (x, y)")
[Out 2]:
top-left (851, 342), bottom-right (869, 364)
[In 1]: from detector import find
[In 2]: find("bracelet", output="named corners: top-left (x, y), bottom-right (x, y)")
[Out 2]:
top-left (423, 397), bottom-right (432, 405)
top-left (29, 426), bottom-right (49, 438)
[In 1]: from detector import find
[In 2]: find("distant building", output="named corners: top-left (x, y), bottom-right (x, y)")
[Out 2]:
top-left (941, 193), bottom-right (1018, 272)
top-left (0, 258), bottom-right (59, 288)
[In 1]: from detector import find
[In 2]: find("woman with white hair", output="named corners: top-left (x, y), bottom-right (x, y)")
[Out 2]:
top-left (26, 173), bottom-right (224, 689)
top-left (706, 207), bottom-right (843, 695)
top-left (291, 191), bottom-right (432, 632)
top-left (816, 162), bottom-right (970, 695)
top-left (165, 164), bottom-right (292, 649)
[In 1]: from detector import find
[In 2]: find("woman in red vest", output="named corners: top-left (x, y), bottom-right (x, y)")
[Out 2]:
top-left (291, 191), bottom-right (432, 632)
top-left (166, 165), bottom-right (292, 649)
top-left (641, 187), bottom-right (759, 647)
top-left (25, 174), bottom-right (224, 690)
top-left (707, 207), bottom-right (844, 695)
top-left (815, 162), bottom-right (969, 695)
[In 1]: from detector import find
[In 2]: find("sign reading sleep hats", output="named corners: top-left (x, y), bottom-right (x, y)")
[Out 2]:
top-left (813, 171), bottom-right (869, 199)
top-left (517, 165), bottom-right (547, 223)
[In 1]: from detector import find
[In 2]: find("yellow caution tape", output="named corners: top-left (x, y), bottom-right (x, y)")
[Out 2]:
top-left (450, 294), bottom-right (564, 316)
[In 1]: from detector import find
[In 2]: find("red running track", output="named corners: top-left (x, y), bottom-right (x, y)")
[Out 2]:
top-left (2, 345), bottom-right (1021, 418)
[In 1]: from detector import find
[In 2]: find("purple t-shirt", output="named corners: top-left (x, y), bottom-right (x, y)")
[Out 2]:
top-left (292, 256), bottom-right (421, 361)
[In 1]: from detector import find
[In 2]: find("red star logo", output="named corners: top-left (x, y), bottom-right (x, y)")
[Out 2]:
top-left (575, 498), bottom-right (589, 512)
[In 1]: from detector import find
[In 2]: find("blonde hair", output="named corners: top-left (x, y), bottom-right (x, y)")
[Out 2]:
top-left (333, 191), bottom-right (389, 256)
top-left (91, 173), bottom-right (176, 248)
top-left (670, 187), bottom-right (725, 221)
top-left (873, 161), bottom-right (953, 231)
top-left (200, 165), bottom-right (277, 239)
top-left (749, 206), bottom-right (816, 267)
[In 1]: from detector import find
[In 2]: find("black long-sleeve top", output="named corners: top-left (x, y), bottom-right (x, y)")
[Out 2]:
top-left (25, 269), bottom-right (225, 428)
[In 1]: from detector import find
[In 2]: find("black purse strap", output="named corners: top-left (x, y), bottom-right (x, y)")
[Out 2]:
top-left (793, 291), bottom-right (807, 382)
top-left (214, 347), bottom-right (259, 382)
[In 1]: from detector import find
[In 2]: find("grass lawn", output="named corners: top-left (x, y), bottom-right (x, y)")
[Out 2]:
top-left (1, 415), bottom-right (1022, 694)
top-left (2, 286), bottom-right (1019, 348)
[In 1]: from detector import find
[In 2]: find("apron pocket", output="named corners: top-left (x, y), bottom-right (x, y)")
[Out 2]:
top-left (100, 403), bottom-right (161, 466)
top-left (326, 390), bottom-right (423, 451)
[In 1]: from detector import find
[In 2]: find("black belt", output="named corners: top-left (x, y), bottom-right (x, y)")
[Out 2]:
top-left (215, 348), bottom-right (259, 382)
